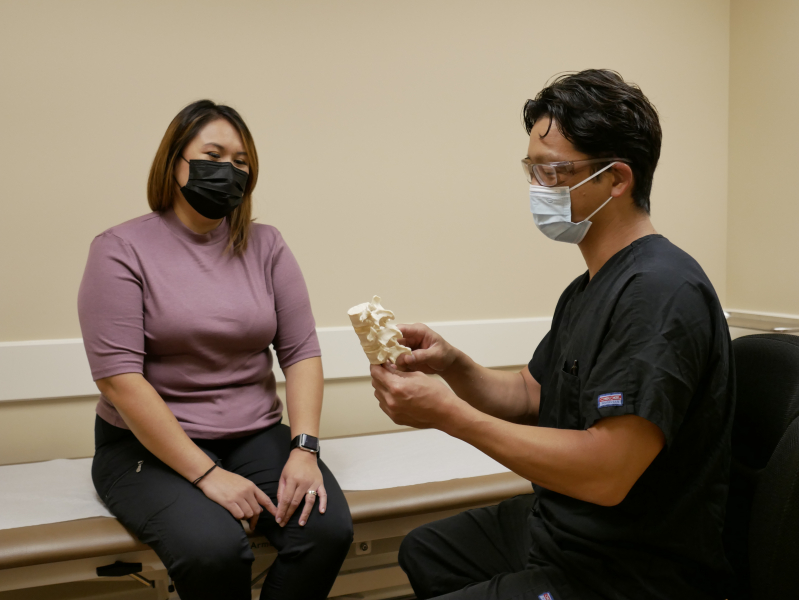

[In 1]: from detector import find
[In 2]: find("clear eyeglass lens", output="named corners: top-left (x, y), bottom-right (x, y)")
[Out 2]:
top-left (522, 162), bottom-right (534, 183)
top-left (533, 164), bottom-right (559, 186)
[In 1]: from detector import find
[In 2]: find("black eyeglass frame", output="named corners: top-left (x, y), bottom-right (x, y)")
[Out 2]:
top-left (521, 157), bottom-right (630, 187)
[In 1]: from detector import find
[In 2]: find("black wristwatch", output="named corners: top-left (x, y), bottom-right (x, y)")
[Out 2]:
top-left (290, 433), bottom-right (320, 457)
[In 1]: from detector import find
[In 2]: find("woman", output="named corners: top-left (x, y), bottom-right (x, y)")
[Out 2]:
top-left (77, 100), bottom-right (353, 600)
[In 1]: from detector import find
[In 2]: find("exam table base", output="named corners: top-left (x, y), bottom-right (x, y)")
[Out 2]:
top-left (0, 506), bottom-right (480, 599)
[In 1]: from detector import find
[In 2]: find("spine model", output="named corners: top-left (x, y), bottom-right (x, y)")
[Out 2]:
top-left (348, 296), bottom-right (412, 365)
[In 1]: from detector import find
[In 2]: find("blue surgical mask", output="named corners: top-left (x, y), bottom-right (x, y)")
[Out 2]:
top-left (528, 161), bottom-right (617, 244)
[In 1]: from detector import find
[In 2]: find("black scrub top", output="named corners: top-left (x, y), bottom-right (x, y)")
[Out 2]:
top-left (528, 234), bottom-right (734, 600)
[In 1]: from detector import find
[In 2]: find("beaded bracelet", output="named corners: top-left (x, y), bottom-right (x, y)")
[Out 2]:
top-left (192, 462), bottom-right (219, 486)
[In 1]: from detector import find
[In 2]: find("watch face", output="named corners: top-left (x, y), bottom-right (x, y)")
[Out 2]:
top-left (302, 436), bottom-right (319, 452)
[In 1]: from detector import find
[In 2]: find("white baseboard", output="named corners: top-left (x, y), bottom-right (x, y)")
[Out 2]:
top-left (0, 318), bottom-right (551, 403)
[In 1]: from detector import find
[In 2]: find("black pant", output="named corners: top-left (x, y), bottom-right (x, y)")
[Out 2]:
top-left (398, 494), bottom-right (598, 600)
top-left (92, 416), bottom-right (353, 600)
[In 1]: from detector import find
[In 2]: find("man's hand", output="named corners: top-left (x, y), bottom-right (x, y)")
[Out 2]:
top-left (274, 450), bottom-right (327, 528)
top-left (197, 467), bottom-right (277, 531)
top-left (370, 363), bottom-right (464, 429)
top-left (394, 323), bottom-right (458, 375)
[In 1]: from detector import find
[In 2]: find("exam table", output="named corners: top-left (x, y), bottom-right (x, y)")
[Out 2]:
top-left (0, 430), bottom-right (532, 599)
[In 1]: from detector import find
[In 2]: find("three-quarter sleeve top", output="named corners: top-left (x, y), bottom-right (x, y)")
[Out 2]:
top-left (77, 207), bottom-right (321, 439)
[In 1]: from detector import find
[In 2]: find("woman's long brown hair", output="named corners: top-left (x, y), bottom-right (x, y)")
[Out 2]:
top-left (147, 100), bottom-right (259, 256)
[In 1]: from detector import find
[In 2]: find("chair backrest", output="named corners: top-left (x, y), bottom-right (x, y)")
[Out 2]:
top-left (723, 334), bottom-right (799, 600)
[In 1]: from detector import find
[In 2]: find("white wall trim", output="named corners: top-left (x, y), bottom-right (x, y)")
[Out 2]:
top-left (726, 308), bottom-right (799, 320)
top-left (6, 309), bottom-right (793, 404)
top-left (726, 308), bottom-right (799, 339)
top-left (0, 318), bottom-right (551, 403)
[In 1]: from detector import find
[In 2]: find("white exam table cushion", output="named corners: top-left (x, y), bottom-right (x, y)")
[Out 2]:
top-left (324, 429), bottom-right (509, 490)
top-left (0, 429), bottom-right (509, 531)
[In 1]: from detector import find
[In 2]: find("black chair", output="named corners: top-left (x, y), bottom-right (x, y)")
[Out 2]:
top-left (724, 334), bottom-right (799, 599)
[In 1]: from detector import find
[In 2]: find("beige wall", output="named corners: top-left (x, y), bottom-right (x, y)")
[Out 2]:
top-left (0, 369), bottom-right (525, 466)
top-left (0, 379), bottom-right (412, 466)
top-left (0, 1), bottom-right (732, 464)
top-left (0, 0), bottom-right (731, 340)
top-left (727, 0), bottom-right (799, 314)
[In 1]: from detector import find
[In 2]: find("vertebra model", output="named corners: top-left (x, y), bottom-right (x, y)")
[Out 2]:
top-left (347, 296), bottom-right (412, 365)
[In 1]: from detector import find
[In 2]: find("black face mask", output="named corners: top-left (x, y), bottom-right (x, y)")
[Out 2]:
top-left (178, 157), bottom-right (249, 220)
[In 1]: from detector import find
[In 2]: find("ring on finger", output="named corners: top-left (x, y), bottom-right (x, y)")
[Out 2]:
top-left (307, 489), bottom-right (317, 496)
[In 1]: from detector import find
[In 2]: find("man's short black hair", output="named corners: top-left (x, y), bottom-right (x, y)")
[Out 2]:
top-left (523, 69), bottom-right (662, 213)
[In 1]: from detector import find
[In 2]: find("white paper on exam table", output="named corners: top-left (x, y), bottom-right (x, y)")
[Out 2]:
top-left (0, 429), bottom-right (510, 530)
top-left (0, 458), bottom-right (112, 531)
top-left (322, 428), bottom-right (510, 491)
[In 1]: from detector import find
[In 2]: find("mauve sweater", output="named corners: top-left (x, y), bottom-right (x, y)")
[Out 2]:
top-left (77, 207), bottom-right (321, 439)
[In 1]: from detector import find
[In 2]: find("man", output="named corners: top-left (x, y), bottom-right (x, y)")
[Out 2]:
top-left (370, 69), bottom-right (734, 600)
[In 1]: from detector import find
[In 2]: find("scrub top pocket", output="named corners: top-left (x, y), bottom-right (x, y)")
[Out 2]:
top-left (552, 367), bottom-right (582, 430)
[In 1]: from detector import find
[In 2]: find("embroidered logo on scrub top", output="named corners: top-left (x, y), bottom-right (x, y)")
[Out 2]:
top-left (598, 392), bottom-right (624, 408)
top-left (539, 593), bottom-right (555, 600)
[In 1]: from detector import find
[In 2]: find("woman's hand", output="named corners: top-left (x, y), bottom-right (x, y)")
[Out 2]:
top-left (394, 323), bottom-right (458, 375)
top-left (197, 467), bottom-right (276, 531)
top-left (275, 449), bottom-right (326, 527)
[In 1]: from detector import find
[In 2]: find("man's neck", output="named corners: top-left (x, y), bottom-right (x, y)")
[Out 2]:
top-left (579, 210), bottom-right (657, 279)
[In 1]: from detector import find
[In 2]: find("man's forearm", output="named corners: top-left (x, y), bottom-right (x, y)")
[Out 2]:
top-left (440, 400), bottom-right (643, 506)
top-left (442, 350), bottom-right (536, 423)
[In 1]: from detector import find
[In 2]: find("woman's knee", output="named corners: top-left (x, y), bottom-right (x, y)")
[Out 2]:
top-left (329, 513), bottom-right (355, 555)
top-left (305, 508), bottom-right (354, 558)
top-left (311, 473), bottom-right (354, 557)
top-left (167, 525), bottom-right (253, 582)
top-left (277, 506), bottom-right (353, 567)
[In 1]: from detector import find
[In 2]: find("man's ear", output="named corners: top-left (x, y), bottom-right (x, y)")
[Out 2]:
top-left (610, 162), bottom-right (634, 198)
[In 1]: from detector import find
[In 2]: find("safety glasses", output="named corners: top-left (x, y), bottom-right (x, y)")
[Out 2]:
top-left (521, 157), bottom-right (629, 187)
